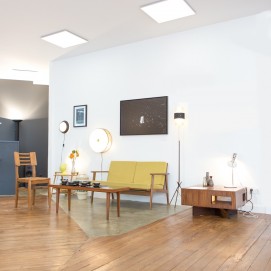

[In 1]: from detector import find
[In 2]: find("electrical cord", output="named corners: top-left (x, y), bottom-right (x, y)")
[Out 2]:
top-left (239, 188), bottom-right (258, 218)
top-left (100, 152), bottom-right (103, 180)
top-left (60, 133), bottom-right (66, 165)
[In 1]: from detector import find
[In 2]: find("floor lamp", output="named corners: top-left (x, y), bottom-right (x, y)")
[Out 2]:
top-left (170, 112), bottom-right (185, 208)
top-left (12, 119), bottom-right (22, 141)
top-left (225, 153), bottom-right (237, 188)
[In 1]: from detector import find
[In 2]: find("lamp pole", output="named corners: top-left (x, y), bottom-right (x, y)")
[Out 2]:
top-left (170, 112), bottom-right (185, 208)
top-left (12, 120), bottom-right (22, 141)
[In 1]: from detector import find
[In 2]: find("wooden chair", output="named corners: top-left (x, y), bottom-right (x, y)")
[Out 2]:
top-left (14, 152), bottom-right (51, 209)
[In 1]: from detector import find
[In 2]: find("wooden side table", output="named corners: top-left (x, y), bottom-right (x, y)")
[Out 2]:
top-left (53, 172), bottom-right (79, 184)
top-left (52, 172), bottom-right (79, 195)
top-left (181, 186), bottom-right (247, 217)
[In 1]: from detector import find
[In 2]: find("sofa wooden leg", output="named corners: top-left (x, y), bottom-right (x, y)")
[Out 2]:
top-left (166, 191), bottom-right (169, 205)
top-left (150, 191), bottom-right (153, 209)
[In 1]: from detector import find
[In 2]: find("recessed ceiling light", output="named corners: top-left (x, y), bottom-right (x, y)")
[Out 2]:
top-left (41, 30), bottom-right (88, 48)
top-left (12, 69), bottom-right (37, 73)
top-left (141, 0), bottom-right (195, 23)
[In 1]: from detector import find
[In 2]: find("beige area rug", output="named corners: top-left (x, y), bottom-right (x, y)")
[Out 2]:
top-left (51, 193), bottom-right (189, 237)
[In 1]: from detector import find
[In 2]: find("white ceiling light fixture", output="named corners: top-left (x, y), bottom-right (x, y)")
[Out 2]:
top-left (141, 0), bottom-right (195, 23)
top-left (41, 30), bottom-right (88, 48)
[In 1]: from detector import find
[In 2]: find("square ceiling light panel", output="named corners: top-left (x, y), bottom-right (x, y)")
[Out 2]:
top-left (41, 30), bottom-right (88, 48)
top-left (141, 0), bottom-right (195, 23)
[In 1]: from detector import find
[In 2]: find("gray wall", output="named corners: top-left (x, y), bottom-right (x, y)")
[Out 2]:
top-left (20, 118), bottom-right (48, 177)
top-left (0, 79), bottom-right (48, 119)
top-left (0, 141), bottom-right (19, 195)
top-left (0, 117), bottom-right (16, 141)
top-left (0, 79), bottom-right (49, 178)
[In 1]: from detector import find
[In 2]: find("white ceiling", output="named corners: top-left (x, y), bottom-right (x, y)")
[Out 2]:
top-left (0, 0), bottom-right (270, 85)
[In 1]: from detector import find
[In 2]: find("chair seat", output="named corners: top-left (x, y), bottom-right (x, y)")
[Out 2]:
top-left (14, 152), bottom-right (51, 209)
top-left (17, 177), bottom-right (50, 184)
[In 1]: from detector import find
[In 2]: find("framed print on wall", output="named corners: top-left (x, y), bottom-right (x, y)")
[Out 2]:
top-left (73, 105), bottom-right (87, 127)
top-left (120, 96), bottom-right (168, 135)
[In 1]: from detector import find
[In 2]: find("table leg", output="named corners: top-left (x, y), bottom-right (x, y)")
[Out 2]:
top-left (91, 191), bottom-right (94, 204)
top-left (48, 185), bottom-right (51, 208)
top-left (56, 188), bottom-right (60, 214)
top-left (68, 190), bottom-right (71, 211)
top-left (117, 192), bottom-right (120, 217)
top-left (106, 192), bottom-right (110, 220)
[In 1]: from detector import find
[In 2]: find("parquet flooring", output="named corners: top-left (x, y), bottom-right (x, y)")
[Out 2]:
top-left (61, 209), bottom-right (271, 271)
top-left (0, 196), bottom-right (88, 271)
top-left (1, 196), bottom-right (271, 271)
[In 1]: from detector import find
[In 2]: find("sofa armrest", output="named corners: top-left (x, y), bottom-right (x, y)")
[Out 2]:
top-left (150, 173), bottom-right (169, 189)
top-left (91, 170), bottom-right (109, 180)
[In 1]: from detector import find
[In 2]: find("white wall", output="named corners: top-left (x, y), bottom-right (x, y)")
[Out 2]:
top-left (49, 12), bottom-right (271, 213)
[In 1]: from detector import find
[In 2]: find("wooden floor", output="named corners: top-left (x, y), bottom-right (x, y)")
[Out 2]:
top-left (1, 196), bottom-right (271, 271)
top-left (0, 196), bottom-right (88, 271)
top-left (62, 209), bottom-right (271, 271)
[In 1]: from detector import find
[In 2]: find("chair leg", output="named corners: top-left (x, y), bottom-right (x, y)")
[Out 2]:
top-left (28, 181), bottom-right (32, 209)
top-left (32, 189), bottom-right (36, 205)
top-left (15, 181), bottom-right (19, 208)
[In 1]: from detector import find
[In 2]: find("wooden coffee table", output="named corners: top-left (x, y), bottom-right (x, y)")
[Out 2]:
top-left (49, 184), bottom-right (130, 220)
top-left (181, 186), bottom-right (247, 217)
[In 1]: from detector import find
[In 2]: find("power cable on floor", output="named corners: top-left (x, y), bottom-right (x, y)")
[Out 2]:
top-left (239, 188), bottom-right (258, 218)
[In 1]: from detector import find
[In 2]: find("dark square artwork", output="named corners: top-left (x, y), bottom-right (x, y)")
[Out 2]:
top-left (120, 96), bottom-right (168, 135)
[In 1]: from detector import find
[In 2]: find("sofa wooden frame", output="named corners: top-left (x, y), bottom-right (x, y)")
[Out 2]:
top-left (91, 167), bottom-right (169, 209)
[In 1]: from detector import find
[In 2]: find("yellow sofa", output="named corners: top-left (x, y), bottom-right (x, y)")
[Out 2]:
top-left (91, 161), bottom-right (169, 208)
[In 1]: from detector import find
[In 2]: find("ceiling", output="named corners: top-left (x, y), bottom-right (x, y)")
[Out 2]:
top-left (0, 0), bottom-right (270, 85)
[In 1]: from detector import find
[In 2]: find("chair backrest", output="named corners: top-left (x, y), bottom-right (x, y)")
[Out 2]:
top-left (14, 152), bottom-right (37, 179)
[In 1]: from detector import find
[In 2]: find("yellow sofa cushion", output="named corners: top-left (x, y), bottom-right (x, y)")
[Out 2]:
top-left (107, 161), bottom-right (136, 184)
top-left (133, 162), bottom-right (167, 186)
top-left (100, 181), bottom-right (164, 190)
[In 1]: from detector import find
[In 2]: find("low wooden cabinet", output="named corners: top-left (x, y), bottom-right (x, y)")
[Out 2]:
top-left (181, 186), bottom-right (247, 217)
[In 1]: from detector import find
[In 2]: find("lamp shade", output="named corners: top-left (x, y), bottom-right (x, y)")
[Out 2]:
top-left (174, 112), bottom-right (185, 126)
top-left (228, 153), bottom-right (237, 168)
top-left (59, 120), bottom-right (69, 134)
top-left (89, 128), bottom-right (112, 153)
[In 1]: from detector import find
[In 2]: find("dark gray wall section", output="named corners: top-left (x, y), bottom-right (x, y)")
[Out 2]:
top-left (0, 141), bottom-right (19, 195)
top-left (20, 118), bottom-right (48, 177)
top-left (0, 117), bottom-right (16, 141)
